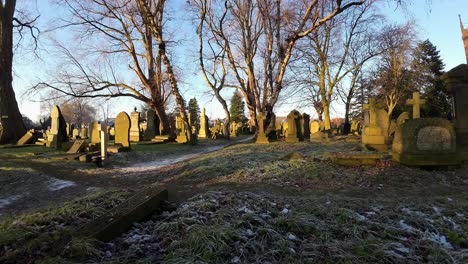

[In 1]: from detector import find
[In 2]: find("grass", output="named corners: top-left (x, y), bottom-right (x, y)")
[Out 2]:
top-left (0, 189), bottom-right (132, 263)
top-left (1, 138), bottom-right (468, 263)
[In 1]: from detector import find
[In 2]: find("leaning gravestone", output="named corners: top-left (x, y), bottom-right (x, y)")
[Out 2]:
top-left (67, 139), bottom-right (86, 154)
top-left (115, 112), bottom-right (131, 148)
top-left (17, 130), bottom-right (35, 146)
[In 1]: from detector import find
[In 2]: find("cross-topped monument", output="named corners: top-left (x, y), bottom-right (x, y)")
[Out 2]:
top-left (363, 98), bottom-right (377, 126)
top-left (406, 92), bottom-right (425, 119)
top-left (460, 15), bottom-right (468, 63)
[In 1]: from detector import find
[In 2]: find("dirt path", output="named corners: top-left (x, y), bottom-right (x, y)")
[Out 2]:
top-left (0, 137), bottom-right (254, 217)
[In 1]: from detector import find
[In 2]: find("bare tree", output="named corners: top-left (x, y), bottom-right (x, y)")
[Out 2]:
top-left (294, 0), bottom-right (381, 131)
top-left (0, 0), bottom-right (39, 143)
top-left (193, 0), bottom-right (367, 132)
top-left (194, 0), bottom-right (232, 138)
top-left (33, 0), bottom-right (193, 141)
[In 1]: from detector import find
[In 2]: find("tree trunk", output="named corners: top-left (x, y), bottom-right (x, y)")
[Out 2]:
top-left (214, 91), bottom-right (230, 139)
top-left (152, 103), bottom-right (169, 136)
top-left (0, 1), bottom-right (26, 144)
top-left (323, 103), bottom-right (331, 130)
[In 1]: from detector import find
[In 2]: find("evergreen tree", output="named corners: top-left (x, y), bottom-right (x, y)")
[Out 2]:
top-left (188, 98), bottom-right (200, 127)
top-left (411, 39), bottom-right (452, 118)
top-left (230, 90), bottom-right (246, 123)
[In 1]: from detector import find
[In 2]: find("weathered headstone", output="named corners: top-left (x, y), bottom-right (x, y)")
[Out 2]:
top-left (198, 108), bottom-right (209, 139)
top-left (47, 105), bottom-right (67, 148)
top-left (406, 92), bottom-right (426, 119)
top-left (392, 118), bottom-right (458, 166)
top-left (90, 122), bottom-right (101, 144)
top-left (302, 113), bottom-right (310, 139)
top-left (397, 112), bottom-right (410, 126)
top-left (361, 98), bottom-right (385, 149)
top-left (115, 112), bottom-right (131, 148)
top-left (285, 110), bottom-right (301, 143)
top-left (255, 112), bottom-right (269, 144)
top-left (230, 121), bottom-right (237, 137)
top-left (17, 131), bottom-right (35, 146)
top-left (145, 110), bottom-right (157, 140)
top-left (175, 116), bottom-right (188, 143)
top-left (81, 127), bottom-right (88, 139)
top-left (67, 139), bottom-right (86, 154)
top-left (130, 109), bottom-right (141, 142)
top-left (310, 121), bottom-right (323, 143)
top-left (72, 128), bottom-right (79, 139)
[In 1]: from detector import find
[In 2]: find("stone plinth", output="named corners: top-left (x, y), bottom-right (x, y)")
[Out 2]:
top-left (442, 64), bottom-right (468, 161)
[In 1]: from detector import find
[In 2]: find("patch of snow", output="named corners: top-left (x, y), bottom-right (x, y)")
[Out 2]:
top-left (365, 211), bottom-right (377, 216)
top-left (447, 197), bottom-right (453, 202)
top-left (246, 229), bottom-right (254, 237)
top-left (399, 220), bottom-right (416, 233)
top-left (325, 201), bottom-right (331, 205)
top-left (424, 232), bottom-right (453, 249)
top-left (231, 256), bottom-right (240, 263)
top-left (287, 233), bottom-right (297, 241)
top-left (432, 206), bottom-right (442, 214)
top-left (48, 178), bottom-right (76, 191)
top-left (238, 206), bottom-right (254, 214)
top-left (0, 195), bottom-right (22, 209)
top-left (281, 208), bottom-right (289, 215)
top-left (355, 213), bottom-right (368, 222)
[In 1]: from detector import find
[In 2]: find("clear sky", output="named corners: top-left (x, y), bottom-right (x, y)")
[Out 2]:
top-left (11, 0), bottom-right (468, 122)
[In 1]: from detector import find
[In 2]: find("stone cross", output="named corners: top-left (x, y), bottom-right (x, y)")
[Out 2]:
top-left (198, 108), bottom-right (208, 139)
top-left (363, 98), bottom-right (377, 126)
top-left (406, 92), bottom-right (425, 119)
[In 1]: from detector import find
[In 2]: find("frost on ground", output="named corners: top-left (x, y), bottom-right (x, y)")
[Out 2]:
top-left (47, 177), bottom-right (76, 191)
top-left (0, 195), bottom-right (22, 209)
top-left (93, 191), bottom-right (468, 263)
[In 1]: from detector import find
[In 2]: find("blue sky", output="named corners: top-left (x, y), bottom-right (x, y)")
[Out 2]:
top-left (12, 0), bottom-right (468, 122)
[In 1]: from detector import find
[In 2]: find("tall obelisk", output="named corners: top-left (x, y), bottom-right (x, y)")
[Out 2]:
top-left (460, 15), bottom-right (468, 63)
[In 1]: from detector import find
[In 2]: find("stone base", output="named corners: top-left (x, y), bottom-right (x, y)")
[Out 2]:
top-left (152, 135), bottom-right (170, 143)
top-left (392, 152), bottom-right (459, 166)
top-left (175, 135), bottom-right (188, 143)
top-left (255, 135), bottom-right (270, 144)
top-left (285, 136), bottom-right (299, 143)
top-left (362, 134), bottom-right (385, 145)
top-left (364, 126), bottom-right (382, 136)
top-left (130, 136), bottom-right (140, 142)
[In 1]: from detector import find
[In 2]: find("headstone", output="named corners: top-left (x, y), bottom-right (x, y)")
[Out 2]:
top-left (145, 110), bottom-right (157, 140)
top-left (361, 98), bottom-right (385, 149)
top-left (67, 139), bottom-right (86, 154)
top-left (100, 124), bottom-right (108, 160)
top-left (397, 112), bottom-right (410, 126)
top-left (114, 112), bottom-right (131, 148)
top-left (406, 92), bottom-right (426, 119)
top-left (302, 113), bottom-right (310, 139)
top-left (175, 116), bottom-right (188, 143)
top-left (198, 108), bottom-right (209, 139)
top-left (130, 109), bottom-right (141, 142)
top-left (90, 122), bottom-right (101, 144)
top-left (285, 110), bottom-right (300, 143)
top-left (255, 112), bottom-right (269, 144)
top-left (350, 120), bottom-right (360, 134)
top-left (72, 128), bottom-right (79, 139)
top-left (81, 127), bottom-right (88, 139)
top-left (230, 121), bottom-right (237, 137)
top-left (376, 108), bottom-right (389, 138)
top-left (392, 118), bottom-right (458, 166)
top-left (47, 105), bottom-right (67, 148)
top-left (17, 131), bottom-right (35, 146)
top-left (310, 121), bottom-right (323, 143)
